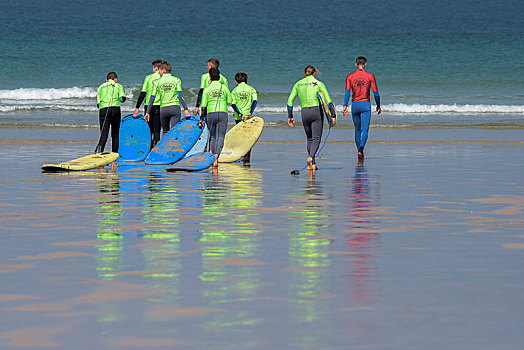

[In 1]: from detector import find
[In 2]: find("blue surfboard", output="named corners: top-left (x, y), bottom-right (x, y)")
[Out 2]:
top-left (185, 124), bottom-right (209, 158)
top-left (117, 114), bottom-right (151, 162)
top-left (165, 152), bottom-right (215, 172)
top-left (145, 116), bottom-right (201, 165)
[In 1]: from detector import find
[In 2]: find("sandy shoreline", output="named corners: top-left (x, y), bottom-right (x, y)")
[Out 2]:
top-left (0, 127), bottom-right (523, 348)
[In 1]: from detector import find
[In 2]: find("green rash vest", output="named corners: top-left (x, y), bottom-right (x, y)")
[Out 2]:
top-left (144, 72), bottom-right (161, 106)
top-left (231, 82), bottom-right (257, 121)
top-left (200, 72), bottom-right (228, 90)
top-left (97, 80), bottom-right (126, 109)
top-left (151, 73), bottom-right (183, 108)
top-left (201, 81), bottom-right (232, 114)
top-left (140, 72), bottom-right (155, 106)
top-left (287, 75), bottom-right (332, 109)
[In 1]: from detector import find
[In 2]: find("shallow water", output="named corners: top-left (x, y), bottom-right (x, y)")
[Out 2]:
top-left (1, 129), bottom-right (523, 349)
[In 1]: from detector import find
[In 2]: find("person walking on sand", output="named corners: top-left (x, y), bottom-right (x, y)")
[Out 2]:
top-left (343, 56), bottom-right (381, 162)
top-left (287, 65), bottom-right (336, 171)
top-left (198, 67), bottom-right (232, 167)
top-left (133, 59), bottom-right (162, 147)
top-left (193, 58), bottom-right (229, 115)
top-left (144, 60), bottom-right (191, 137)
top-left (231, 72), bottom-right (258, 163)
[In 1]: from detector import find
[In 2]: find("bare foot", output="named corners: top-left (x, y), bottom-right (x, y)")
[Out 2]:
top-left (111, 161), bottom-right (119, 172)
top-left (212, 154), bottom-right (219, 167)
top-left (97, 166), bottom-right (104, 172)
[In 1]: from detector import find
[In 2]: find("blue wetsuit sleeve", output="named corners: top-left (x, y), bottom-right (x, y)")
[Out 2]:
top-left (231, 104), bottom-right (242, 115)
top-left (344, 89), bottom-right (351, 107)
top-left (373, 91), bottom-right (381, 108)
top-left (287, 105), bottom-right (293, 118)
top-left (178, 91), bottom-right (189, 110)
top-left (250, 100), bottom-right (257, 115)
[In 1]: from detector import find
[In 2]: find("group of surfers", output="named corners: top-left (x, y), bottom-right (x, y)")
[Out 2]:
top-left (95, 56), bottom-right (381, 170)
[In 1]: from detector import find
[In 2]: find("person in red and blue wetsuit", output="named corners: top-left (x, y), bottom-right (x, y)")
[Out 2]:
top-left (343, 56), bottom-right (381, 161)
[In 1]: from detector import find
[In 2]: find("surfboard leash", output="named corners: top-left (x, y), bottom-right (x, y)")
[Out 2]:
top-left (290, 124), bottom-right (332, 175)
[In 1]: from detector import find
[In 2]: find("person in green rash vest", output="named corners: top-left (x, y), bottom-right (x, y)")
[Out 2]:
top-left (192, 58), bottom-right (229, 115)
top-left (96, 71), bottom-right (126, 156)
top-left (145, 61), bottom-right (190, 137)
top-left (231, 72), bottom-right (258, 163)
top-left (287, 65), bottom-right (336, 171)
top-left (198, 67), bottom-right (233, 168)
top-left (133, 59), bottom-right (162, 147)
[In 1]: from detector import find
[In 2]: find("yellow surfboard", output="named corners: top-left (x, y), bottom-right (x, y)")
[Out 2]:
top-left (42, 152), bottom-right (119, 172)
top-left (317, 91), bottom-right (334, 126)
top-left (218, 116), bottom-right (264, 163)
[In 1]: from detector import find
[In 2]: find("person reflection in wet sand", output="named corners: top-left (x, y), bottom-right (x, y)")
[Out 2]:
top-left (345, 163), bottom-right (380, 304)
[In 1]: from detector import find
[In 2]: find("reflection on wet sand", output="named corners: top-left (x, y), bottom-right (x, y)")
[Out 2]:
top-left (198, 163), bottom-right (264, 328)
top-left (286, 171), bottom-right (334, 348)
top-left (345, 163), bottom-right (381, 305)
top-left (95, 173), bottom-right (123, 281)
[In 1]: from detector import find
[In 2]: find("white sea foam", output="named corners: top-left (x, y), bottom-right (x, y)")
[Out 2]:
top-left (252, 104), bottom-right (524, 115)
top-left (384, 103), bottom-right (524, 114)
top-left (1, 91), bottom-right (523, 116)
top-left (0, 87), bottom-right (97, 100)
top-left (0, 104), bottom-right (99, 112)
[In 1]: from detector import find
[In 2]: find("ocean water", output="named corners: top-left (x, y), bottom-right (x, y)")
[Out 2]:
top-left (0, 0), bottom-right (523, 128)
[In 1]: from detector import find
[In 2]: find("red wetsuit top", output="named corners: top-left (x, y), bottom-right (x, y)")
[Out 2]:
top-left (345, 69), bottom-right (378, 102)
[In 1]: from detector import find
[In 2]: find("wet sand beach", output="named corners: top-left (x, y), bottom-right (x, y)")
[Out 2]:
top-left (1, 127), bottom-right (523, 349)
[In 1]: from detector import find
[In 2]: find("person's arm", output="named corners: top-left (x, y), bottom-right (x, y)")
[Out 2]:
top-left (343, 89), bottom-right (351, 107)
top-left (231, 104), bottom-right (242, 116)
top-left (134, 76), bottom-right (150, 116)
top-left (225, 87), bottom-right (233, 105)
top-left (178, 91), bottom-right (190, 117)
top-left (371, 74), bottom-right (381, 114)
top-left (374, 91), bottom-right (381, 114)
top-left (96, 86), bottom-right (101, 109)
top-left (249, 100), bottom-right (257, 115)
top-left (193, 74), bottom-right (207, 114)
top-left (247, 89), bottom-right (258, 117)
top-left (195, 89), bottom-right (203, 108)
top-left (198, 107), bottom-right (207, 128)
top-left (343, 74), bottom-right (351, 116)
top-left (198, 88), bottom-right (208, 126)
top-left (118, 84), bottom-right (126, 103)
top-left (135, 91), bottom-right (146, 109)
top-left (144, 94), bottom-right (155, 121)
top-left (287, 84), bottom-right (298, 127)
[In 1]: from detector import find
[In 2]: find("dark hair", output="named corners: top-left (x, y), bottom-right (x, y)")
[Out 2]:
top-left (208, 58), bottom-right (220, 68)
top-left (234, 72), bottom-right (248, 83)
top-left (152, 59), bottom-right (163, 68)
top-left (356, 56), bottom-right (367, 66)
top-left (106, 72), bottom-right (117, 80)
top-left (209, 67), bottom-right (220, 81)
top-left (161, 60), bottom-right (172, 73)
top-left (304, 65), bottom-right (317, 76)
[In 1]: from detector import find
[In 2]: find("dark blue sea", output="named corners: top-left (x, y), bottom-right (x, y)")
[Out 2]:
top-left (0, 0), bottom-right (523, 128)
